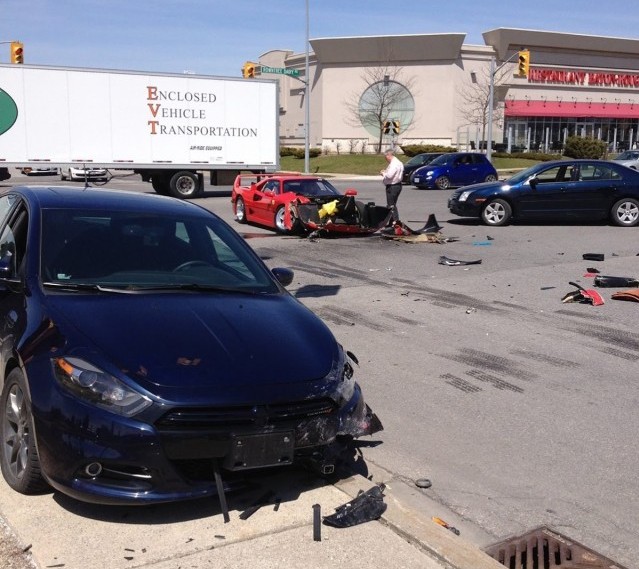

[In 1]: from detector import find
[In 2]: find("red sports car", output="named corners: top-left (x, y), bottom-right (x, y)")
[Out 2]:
top-left (231, 173), bottom-right (392, 235)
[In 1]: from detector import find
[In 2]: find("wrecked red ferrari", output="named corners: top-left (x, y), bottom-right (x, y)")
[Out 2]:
top-left (232, 173), bottom-right (393, 235)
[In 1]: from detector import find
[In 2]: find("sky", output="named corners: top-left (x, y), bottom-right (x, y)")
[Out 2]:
top-left (1, 0), bottom-right (638, 78)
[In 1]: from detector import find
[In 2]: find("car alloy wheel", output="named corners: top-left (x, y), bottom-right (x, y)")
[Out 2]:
top-left (0, 369), bottom-right (46, 494)
top-left (611, 198), bottom-right (639, 227)
top-left (435, 176), bottom-right (450, 190)
top-left (275, 206), bottom-right (287, 233)
top-left (481, 199), bottom-right (512, 226)
top-left (484, 174), bottom-right (497, 182)
top-left (235, 197), bottom-right (247, 223)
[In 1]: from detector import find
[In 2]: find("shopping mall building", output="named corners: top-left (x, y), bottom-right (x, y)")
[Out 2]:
top-left (253, 27), bottom-right (639, 154)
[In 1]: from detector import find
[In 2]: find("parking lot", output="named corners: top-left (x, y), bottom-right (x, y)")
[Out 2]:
top-left (2, 169), bottom-right (639, 567)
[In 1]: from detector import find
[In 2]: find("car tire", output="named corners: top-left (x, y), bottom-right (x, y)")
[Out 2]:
top-left (481, 199), bottom-right (512, 226)
top-left (0, 368), bottom-right (48, 495)
top-left (484, 174), bottom-right (497, 182)
top-left (235, 197), bottom-right (247, 224)
top-left (611, 198), bottom-right (639, 227)
top-left (435, 176), bottom-right (450, 190)
top-left (274, 206), bottom-right (288, 234)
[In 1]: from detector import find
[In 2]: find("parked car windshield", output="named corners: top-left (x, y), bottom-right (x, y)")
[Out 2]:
top-left (614, 151), bottom-right (639, 160)
top-left (282, 179), bottom-right (341, 197)
top-left (427, 154), bottom-right (455, 167)
top-left (40, 208), bottom-right (279, 293)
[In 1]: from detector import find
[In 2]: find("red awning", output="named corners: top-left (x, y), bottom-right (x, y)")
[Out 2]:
top-left (505, 100), bottom-right (639, 118)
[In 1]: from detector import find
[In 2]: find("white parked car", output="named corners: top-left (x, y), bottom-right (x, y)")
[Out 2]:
top-left (612, 150), bottom-right (639, 170)
top-left (60, 166), bottom-right (108, 181)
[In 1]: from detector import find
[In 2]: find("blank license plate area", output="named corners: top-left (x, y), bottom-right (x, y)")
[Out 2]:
top-left (225, 431), bottom-right (295, 470)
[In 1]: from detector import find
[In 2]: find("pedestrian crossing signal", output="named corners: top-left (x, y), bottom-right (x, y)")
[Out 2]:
top-left (517, 49), bottom-right (530, 78)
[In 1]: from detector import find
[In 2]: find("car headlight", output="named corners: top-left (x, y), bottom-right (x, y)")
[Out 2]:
top-left (425, 170), bottom-right (433, 177)
top-left (326, 347), bottom-right (357, 403)
top-left (53, 357), bottom-right (152, 417)
top-left (458, 190), bottom-right (474, 202)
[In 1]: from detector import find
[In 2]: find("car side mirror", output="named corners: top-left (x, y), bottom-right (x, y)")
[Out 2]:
top-left (271, 267), bottom-right (294, 287)
top-left (0, 254), bottom-right (21, 287)
top-left (528, 177), bottom-right (538, 189)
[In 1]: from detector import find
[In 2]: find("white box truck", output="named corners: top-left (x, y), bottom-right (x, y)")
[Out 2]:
top-left (0, 64), bottom-right (279, 198)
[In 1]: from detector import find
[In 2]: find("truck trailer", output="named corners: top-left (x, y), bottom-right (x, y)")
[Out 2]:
top-left (0, 64), bottom-right (279, 198)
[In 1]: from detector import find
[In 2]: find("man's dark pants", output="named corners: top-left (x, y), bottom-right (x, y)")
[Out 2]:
top-left (385, 183), bottom-right (402, 222)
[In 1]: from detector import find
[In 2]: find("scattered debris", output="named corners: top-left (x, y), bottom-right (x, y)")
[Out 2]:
top-left (465, 307), bottom-right (476, 314)
top-left (415, 478), bottom-right (432, 489)
top-left (313, 504), bottom-right (322, 541)
top-left (540, 286), bottom-right (556, 291)
top-left (586, 267), bottom-right (600, 273)
top-left (438, 256), bottom-right (482, 266)
top-left (612, 289), bottom-right (639, 302)
top-left (561, 282), bottom-right (605, 306)
top-left (486, 235), bottom-right (494, 240)
top-left (472, 241), bottom-right (492, 246)
top-left (582, 253), bottom-right (604, 261)
top-left (432, 516), bottom-right (460, 535)
top-left (593, 275), bottom-right (639, 288)
top-left (380, 214), bottom-right (457, 243)
top-left (323, 483), bottom-right (387, 528)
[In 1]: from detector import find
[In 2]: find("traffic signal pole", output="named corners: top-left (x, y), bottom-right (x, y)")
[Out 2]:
top-left (486, 48), bottom-right (528, 163)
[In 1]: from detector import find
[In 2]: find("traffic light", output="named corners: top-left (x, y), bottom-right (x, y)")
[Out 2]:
top-left (383, 120), bottom-right (391, 134)
top-left (10, 41), bottom-right (24, 64)
top-left (392, 120), bottom-right (400, 135)
top-left (242, 61), bottom-right (256, 79)
top-left (517, 49), bottom-right (530, 78)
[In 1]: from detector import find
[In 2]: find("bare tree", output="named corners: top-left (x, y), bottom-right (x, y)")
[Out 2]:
top-left (456, 64), bottom-right (510, 150)
top-left (345, 66), bottom-right (417, 152)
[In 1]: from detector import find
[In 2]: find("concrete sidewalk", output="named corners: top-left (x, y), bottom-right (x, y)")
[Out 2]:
top-left (0, 462), bottom-right (503, 569)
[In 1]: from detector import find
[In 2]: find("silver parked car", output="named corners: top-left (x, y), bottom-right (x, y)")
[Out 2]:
top-left (612, 150), bottom-right (639, 170)
top-left (60, 166), bottom-right (108, 181)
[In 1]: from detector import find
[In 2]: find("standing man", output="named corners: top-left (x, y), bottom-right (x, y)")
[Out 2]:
top-left (380, 149), bottom-right (404, 224)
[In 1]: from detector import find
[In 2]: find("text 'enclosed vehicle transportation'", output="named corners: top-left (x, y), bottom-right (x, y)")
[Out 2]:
top-left (0, 186), bottom-right (382, 505)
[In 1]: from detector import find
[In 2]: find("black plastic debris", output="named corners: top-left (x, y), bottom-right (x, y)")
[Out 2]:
top-left (593, 275), bottom-right (639, 288)
top-left (582, 253), bottom-right (604, 261)
top-left (438, 256), bottom-right (482, 266)
top-left (323, 483), bottom-right (387, 528)
top-left (561, 282), bottom-right (604, 306)
top-left (415, 478), bottom-right (432, 489)
top-left (586, 267), bottom-right (600, 273)
top-left (313, 504), bottom-right (322, 541)
top-left (239, 490), bottom-right (275, 520)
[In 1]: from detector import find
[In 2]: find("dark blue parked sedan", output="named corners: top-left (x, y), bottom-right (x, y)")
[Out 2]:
top-left (448, 159), bottom-right (639, 226)
top-left (411, 152), bottom-right (498, 189)
top-left (0, 186), bottom-right (381, 505)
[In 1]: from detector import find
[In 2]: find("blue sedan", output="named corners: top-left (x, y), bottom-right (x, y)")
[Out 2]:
top-left (0, 186), bottom-right (381, 504)
top-left (448, 159), bottom-right (639, 227)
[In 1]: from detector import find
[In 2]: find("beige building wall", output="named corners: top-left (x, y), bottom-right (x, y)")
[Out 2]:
top-left (254, 29), bottom-right (639, 154)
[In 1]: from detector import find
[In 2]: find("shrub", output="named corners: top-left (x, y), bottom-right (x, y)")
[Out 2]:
top-left (280, 147), bottom-right (321, 159)
top-left (400, 144), bottom-right (457, 157)
top-left (562, 136), bottom-right (607, 159)
top-left (492, 151), bottom-right (557, 162)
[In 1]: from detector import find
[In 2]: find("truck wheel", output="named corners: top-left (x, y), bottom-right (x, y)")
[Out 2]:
top-left (235, 197), bottom-right (247, 224)
top-left (151, 175), bottom-right (170, 195)
top-left (0, 369), bottom-right (48, 494)
top-left (168, 171), bottom-right (201, 199)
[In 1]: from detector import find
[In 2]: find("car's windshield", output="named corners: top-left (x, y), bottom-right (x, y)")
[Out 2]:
top-left (40, 209), bottom-right (279, 293)
top-left (282, 179), bottom-right (341, 197)
top-left (405, 154), bottom-right (432, 167)
top-left (427, 154), bottom-right (454, 167)
top-left (615, 151), bottom-right (639, 161)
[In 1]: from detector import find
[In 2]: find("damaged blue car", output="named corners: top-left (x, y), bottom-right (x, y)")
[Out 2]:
top-left (0, 186), bottom-right (382, 505)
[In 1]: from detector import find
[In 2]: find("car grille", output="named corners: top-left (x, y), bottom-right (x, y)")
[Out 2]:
top-left (155, 399), bottom-right (337, 431)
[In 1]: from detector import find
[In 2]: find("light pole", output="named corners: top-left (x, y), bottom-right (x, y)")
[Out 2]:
top-left (486, 56), bottom-right (495, 163)
top-left (304, 0), bottom-right (310, 174)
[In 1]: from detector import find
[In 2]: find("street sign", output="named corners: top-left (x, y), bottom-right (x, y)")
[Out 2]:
top-left (260, 66), bottom-right (300, 77)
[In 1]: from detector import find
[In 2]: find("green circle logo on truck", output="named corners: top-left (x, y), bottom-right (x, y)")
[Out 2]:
top-left (0, 89), bottom-right (18, 136)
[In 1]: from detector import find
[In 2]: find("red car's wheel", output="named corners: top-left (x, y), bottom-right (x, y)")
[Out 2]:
top-left (234, 197), bottom-right (247, 224)
top-left (275, 206), bottom-right (288, 233)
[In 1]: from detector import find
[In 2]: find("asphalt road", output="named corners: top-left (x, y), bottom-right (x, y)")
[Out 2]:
top-left (3, 170), bottom-right (639, 567)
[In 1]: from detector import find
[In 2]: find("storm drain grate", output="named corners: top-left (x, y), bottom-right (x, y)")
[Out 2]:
top-left (484, 526), bottom-right (629, 569)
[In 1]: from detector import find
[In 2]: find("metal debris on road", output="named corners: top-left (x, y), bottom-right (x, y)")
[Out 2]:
top-left (323, 483), bottom-right (387, 528)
